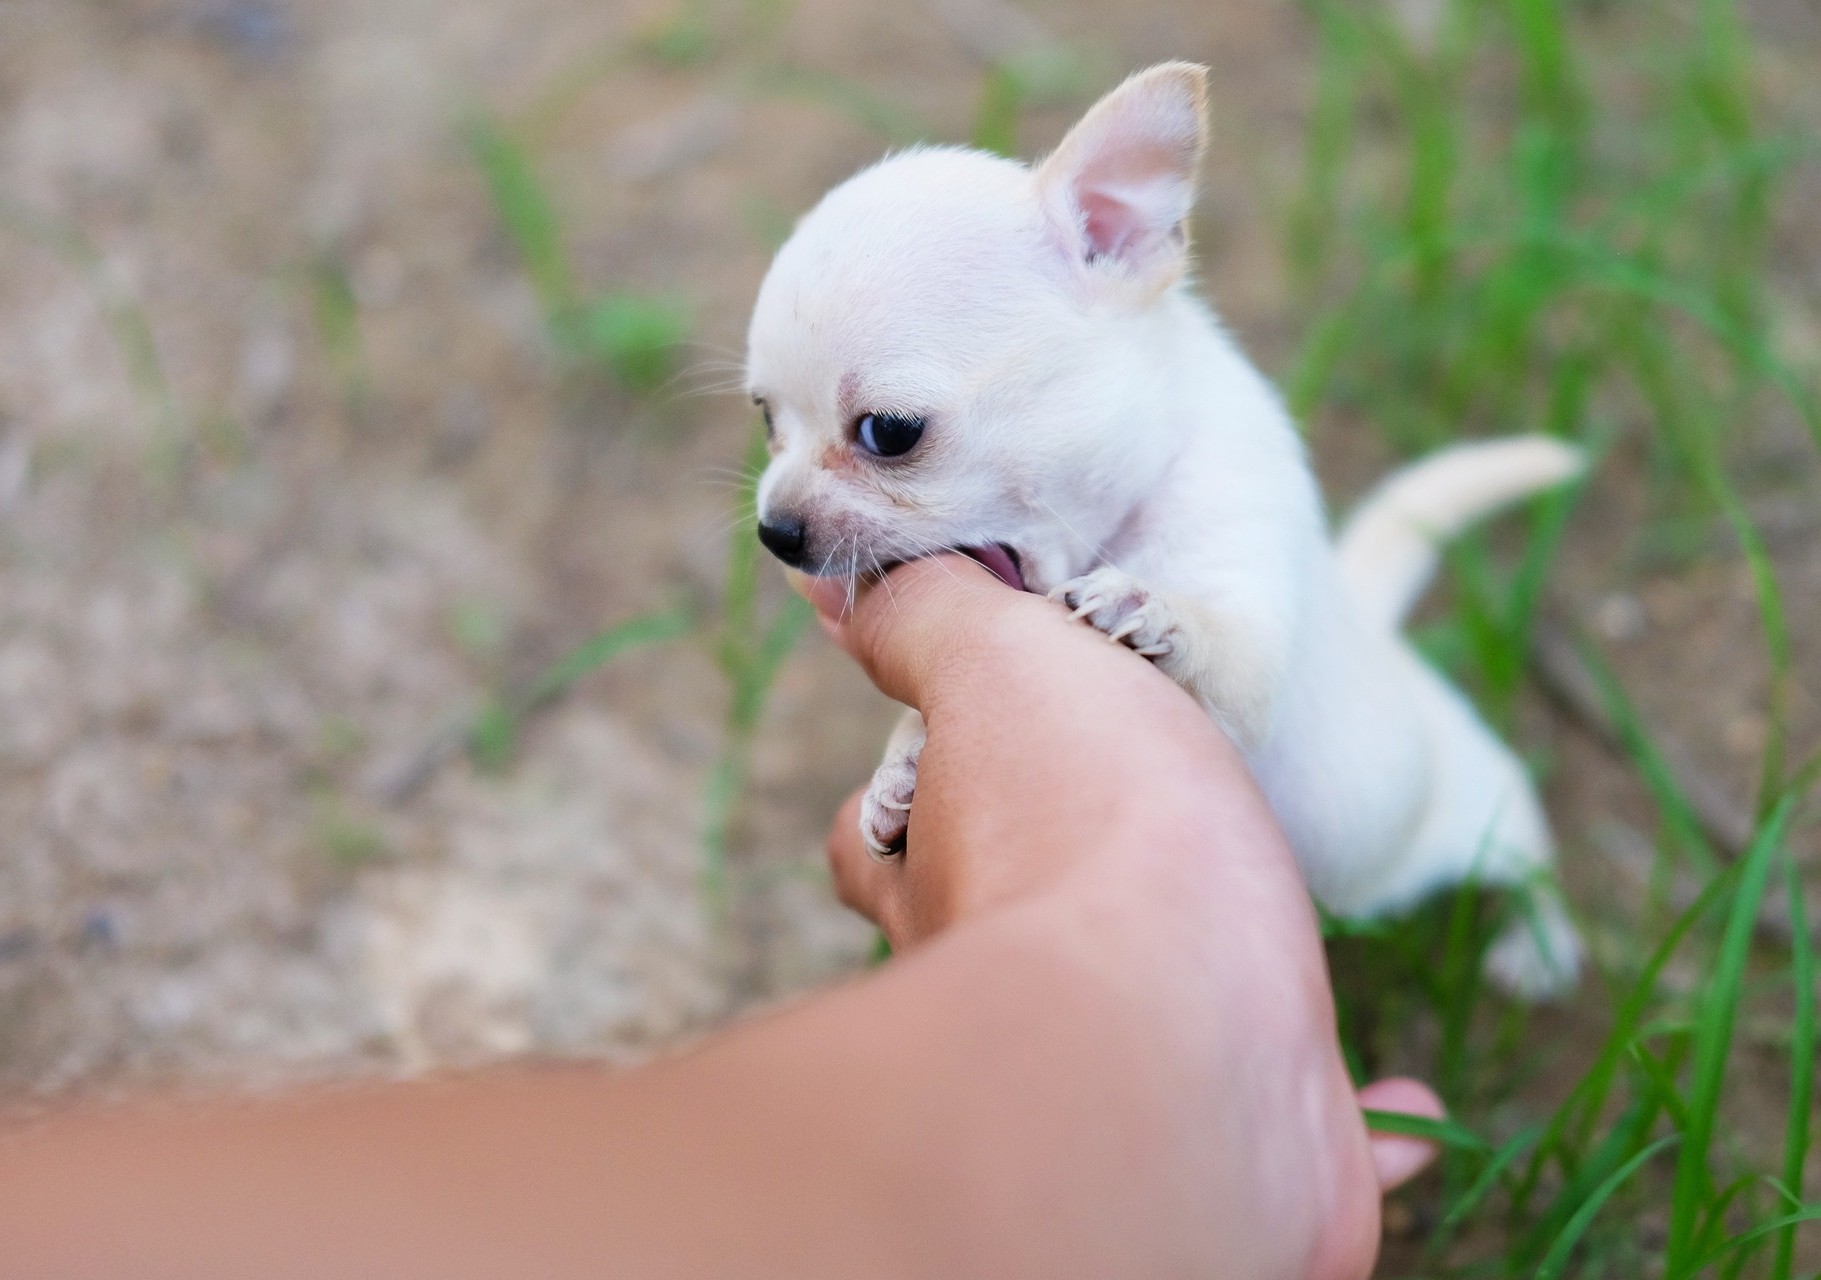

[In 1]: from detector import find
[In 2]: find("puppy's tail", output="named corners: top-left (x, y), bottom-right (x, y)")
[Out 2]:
top-left (1337, 435), bottom-right (1585, 630)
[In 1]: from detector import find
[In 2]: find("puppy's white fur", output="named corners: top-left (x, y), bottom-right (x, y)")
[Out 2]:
top-left (745, 63), bottom-right (1584, 997)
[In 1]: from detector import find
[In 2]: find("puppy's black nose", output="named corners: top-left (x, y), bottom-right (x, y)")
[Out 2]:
top-left (757, 514), bottom-right (808, 567)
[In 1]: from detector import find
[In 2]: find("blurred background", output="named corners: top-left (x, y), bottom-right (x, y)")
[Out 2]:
top-left (1, 0), bottom-right (1818, 1271)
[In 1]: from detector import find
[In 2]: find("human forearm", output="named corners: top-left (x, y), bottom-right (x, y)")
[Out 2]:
top-left (0, 863), bottom-right (1251, 1280)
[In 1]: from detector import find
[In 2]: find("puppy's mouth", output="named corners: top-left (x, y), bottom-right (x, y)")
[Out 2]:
top-left (959, 544), bottom-right (1027, 593)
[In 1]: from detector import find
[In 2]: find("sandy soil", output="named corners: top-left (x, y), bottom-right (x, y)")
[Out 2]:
top-left (0, 0), bottom-right (1814, 1124)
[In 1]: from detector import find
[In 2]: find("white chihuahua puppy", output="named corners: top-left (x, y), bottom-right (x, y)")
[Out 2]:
top-left (745, 62), bottom-right (1583, 996)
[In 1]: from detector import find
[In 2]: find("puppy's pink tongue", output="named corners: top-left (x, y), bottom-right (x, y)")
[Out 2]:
top-left (961, 545), bottom-right (1025, 592)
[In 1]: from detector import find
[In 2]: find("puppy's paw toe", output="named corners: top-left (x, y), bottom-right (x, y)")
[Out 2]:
top-left (859, 753), bottom-right (919, 860)
top-left (1485, 908), bottom-right (1582, 1002)
top-left (1049, 568), bottom-right (1177, 660)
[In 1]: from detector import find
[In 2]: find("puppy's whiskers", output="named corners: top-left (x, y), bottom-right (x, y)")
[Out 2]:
top-left (695, 463), bottom-right (765, 487)
top-left (893, 531), bottom-right (970, 590)
top-left (870, 546), bottom-right (905, 619)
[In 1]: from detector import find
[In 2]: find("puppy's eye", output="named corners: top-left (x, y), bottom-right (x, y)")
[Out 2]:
top-left (753, 397), bottom-right (774, 438)
top-left (855, 412), bottom-right (926, 458)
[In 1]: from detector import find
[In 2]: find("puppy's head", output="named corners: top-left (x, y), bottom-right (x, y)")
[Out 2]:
top-left (745, 62), bottom-right (1209, 594)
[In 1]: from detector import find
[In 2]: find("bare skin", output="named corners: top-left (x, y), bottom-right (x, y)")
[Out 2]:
top-left (0, 554), bottom-right (1439, 1280)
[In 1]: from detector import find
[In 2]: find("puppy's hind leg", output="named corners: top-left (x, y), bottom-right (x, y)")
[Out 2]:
top-left (1484, 877), bottom-right (1581, 1001)
top-left (1397, 812), bottom-right (1580, 1000)
top-left (1416, 773), bottom-right (1581, 1001)
top-left (859, 707), bottom-right (925, 860)
top-left (1385, 663), bottom-right (1582, 1000)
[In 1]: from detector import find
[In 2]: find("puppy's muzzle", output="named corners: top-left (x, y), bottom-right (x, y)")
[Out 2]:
top-left (757, 514), bottom-right (809, 567)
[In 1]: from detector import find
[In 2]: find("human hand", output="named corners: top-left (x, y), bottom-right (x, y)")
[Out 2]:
top-left (0, 551), bottom-right (1443, 1280)
top-left (797, 555), bottom-right (1443, 1277)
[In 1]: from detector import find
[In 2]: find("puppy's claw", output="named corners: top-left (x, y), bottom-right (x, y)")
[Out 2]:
top-left (860, 739), bottom-right (921, 862)
top-left (1105, 616), bottom-right (1144, 645)
top-left (1050, 568), bottom-right (1179, 664)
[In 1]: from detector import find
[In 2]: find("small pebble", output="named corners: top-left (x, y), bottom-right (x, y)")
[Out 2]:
top-left (197, 1), bottom-right (291, 60)
top-left (77, 908), bottom-right (120, 952)
top-left (1592, 592), bottom-right (1646, 642)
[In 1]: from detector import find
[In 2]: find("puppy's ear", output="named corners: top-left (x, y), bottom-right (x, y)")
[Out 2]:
top-left (1035, 62), bottom-right (1209, 294)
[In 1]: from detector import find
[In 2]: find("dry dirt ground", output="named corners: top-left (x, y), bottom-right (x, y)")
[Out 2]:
top-left (0, 0), bottom-right (1815, 1125)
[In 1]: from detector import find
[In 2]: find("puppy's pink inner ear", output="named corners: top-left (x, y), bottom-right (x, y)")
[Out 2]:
top-left (1038, 63), bottom-right (1208, 283)
top-left (1080, 189), bottom-right (1136, 260)
top-left (1074, 159), bottom-right (1190, 262)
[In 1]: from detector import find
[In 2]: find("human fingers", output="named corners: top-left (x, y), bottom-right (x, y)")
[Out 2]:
top-left (824, 788), bottom-right (891, 926)
top-left (800, 554), bottom-right (1045, 712)
top-left (1356, 1077), bottom-right (1446, 1192)
top-left (787, 569), bottom-right (852, 641)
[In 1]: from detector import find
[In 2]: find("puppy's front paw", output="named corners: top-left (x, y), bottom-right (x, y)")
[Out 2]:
top-left (859, 740), bottom-right (921, 860)
top-left (1049, 567), bottom-right (1178, 660)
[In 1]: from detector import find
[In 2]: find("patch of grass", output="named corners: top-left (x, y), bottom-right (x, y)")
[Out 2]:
top-left (749, 64), bottom-right (930, 144)
top-left (309, 253), bottom-right (370, 414)
top-left (636, 0), bottom-right (717, 67)
top-left (577, 293), bottom-right (694, 395)
top-left (0, 200), bottom-right (187, 477)
top-left (311, 791), bottom-right (390, 867)
top-left (970, 46), bottom-right (1095, 158)
top-left (315, 714), bottom-right (367, 764)
top-left (699, 422), bottom-right (813, 916)
top-left (465, 95), bottom-right (816, 928)
top-left (195, 411), bottom-right (250, 468)
top-left (466, 115), bottom-right (694, 394)
top-left (739, 194), bottom-right (796, 250)
top-left (445, 599), bottom-right (509, 662)
top-left (467, 606), bottom-right (694, 774)
top-left (1285, 0), bottom-right (1820, 1273)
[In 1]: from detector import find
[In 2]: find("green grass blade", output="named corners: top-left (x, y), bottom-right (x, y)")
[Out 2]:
top-left (0, 200), bottom-right (186, 461)
top-left (1568, 240), bottom-right (1819, 448)
top-left (1515, 869), bottom-right (1729, 1211)
top-left (1535, 1135), bottom-right (1680, 1280)
top-left (1788, 748), bottom-right (1821, 808)
top-left (1523, 1092), bottom-right (1668, 1267)
top-left (1772, 850), bottom-right (1816, 1280)
top-left (1694, 1172), bottom-right (1784, 1265)
top-left (311, 255), bottom-right (370, 410)
top-left (1572, 636), bottom-right (1714, 867)
top-left (471, 606), bottom-right (694, 771)
top-left (527, 607), bottom-right (695, 706)
top-left (750, 594), bottom-right (813, 692)
top-left (1628, 1040), bottom-right (1694, 1133)
top-left (1361, 1108), bottom-right (1490, 1152)
top-left (971, 64), bottom-right (1022, 158)
top-left (1666, 796), bottom-right (1798, 1274)
top-left (751, 65), bottom-right (930, 144)
top-left (465, 115), bottom-right (575, 329)
top-left (1695, 1208), bottom-right (1821, 1274)
top-left (1437, 1124), bottom-right (1541, 1237)
top-left (700, 419), bottom-right (813, 918)
top-left (715, 423), bottom-right (770, 679)
top-left (1286, 0), bottom-right (1365, 288)
top-left (578, 293), bottom-right (693, 394)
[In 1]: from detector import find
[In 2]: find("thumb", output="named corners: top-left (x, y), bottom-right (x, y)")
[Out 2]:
top-left (1357, 1078), bottom-right (1447, 1192)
